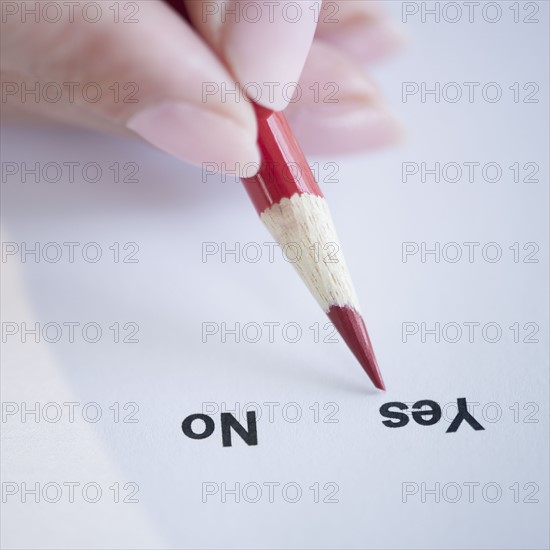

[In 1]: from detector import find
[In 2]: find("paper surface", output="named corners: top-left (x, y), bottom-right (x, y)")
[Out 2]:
top-left (1, 2), bottom-right (549, 548)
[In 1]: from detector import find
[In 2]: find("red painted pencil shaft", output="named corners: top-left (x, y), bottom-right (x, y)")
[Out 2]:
top-left (241, 105), bottom-right (323, 212)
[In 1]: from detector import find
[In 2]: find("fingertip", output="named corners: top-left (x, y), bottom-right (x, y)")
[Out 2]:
top-left (190, 1), bottom-right (320, 110)
top-left (286, 103), bottom-right (403, 157)
top-left (126, 101), bottom-right (260, 174)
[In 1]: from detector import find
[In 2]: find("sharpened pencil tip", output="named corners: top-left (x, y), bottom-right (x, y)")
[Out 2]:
top-left (327, 305), bottom-right (386, 390)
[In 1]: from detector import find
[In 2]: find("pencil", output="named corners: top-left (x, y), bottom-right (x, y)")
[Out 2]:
top-left (242, 105), bottom-right (385, 390)
top-left (166, 0), bottom-right (385, 390)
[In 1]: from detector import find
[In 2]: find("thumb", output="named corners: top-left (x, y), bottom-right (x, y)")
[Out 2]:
top-left (0, 0), bottom-right (260, 175)
top-left (182, 0), bottom-right (320, 111)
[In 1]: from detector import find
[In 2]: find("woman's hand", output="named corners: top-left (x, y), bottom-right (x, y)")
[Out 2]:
top-left (1, 0), bottom-right (402, 174)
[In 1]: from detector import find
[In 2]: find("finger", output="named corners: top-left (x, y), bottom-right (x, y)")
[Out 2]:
top-left (0, 0), bottom-right (260, 175)
top-left (315, 0), bottom-right (404, 64)
top-left (184, 0), bottom-right (320, 111)
top-left (284, 40), bottom-right (402, 156)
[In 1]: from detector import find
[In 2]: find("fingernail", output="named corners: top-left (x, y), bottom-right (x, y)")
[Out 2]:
top-left (319, 19), bottom-right (405, 64)
top-left (286, 104), bottom-right (403, 156)
top-left (126, 102), bottom-right (260, 177)
top-left (221, 1), bottom-right (319, 111)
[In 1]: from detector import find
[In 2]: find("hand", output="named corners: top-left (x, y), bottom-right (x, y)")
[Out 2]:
top-left (1, 0), bottom-right (402, 175)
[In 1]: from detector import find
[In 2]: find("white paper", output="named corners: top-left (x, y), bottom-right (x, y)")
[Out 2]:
top-left (1, 2), bottom-right (549, 548)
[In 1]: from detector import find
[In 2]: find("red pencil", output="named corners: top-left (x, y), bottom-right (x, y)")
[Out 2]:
top-left (242, 105), bottom-right (384, 390)
top-left (166, 0), bottom-right (385, 390)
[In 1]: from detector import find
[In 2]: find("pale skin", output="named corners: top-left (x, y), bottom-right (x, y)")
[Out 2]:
top-left (1, 0), bottom-right (403, 175)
